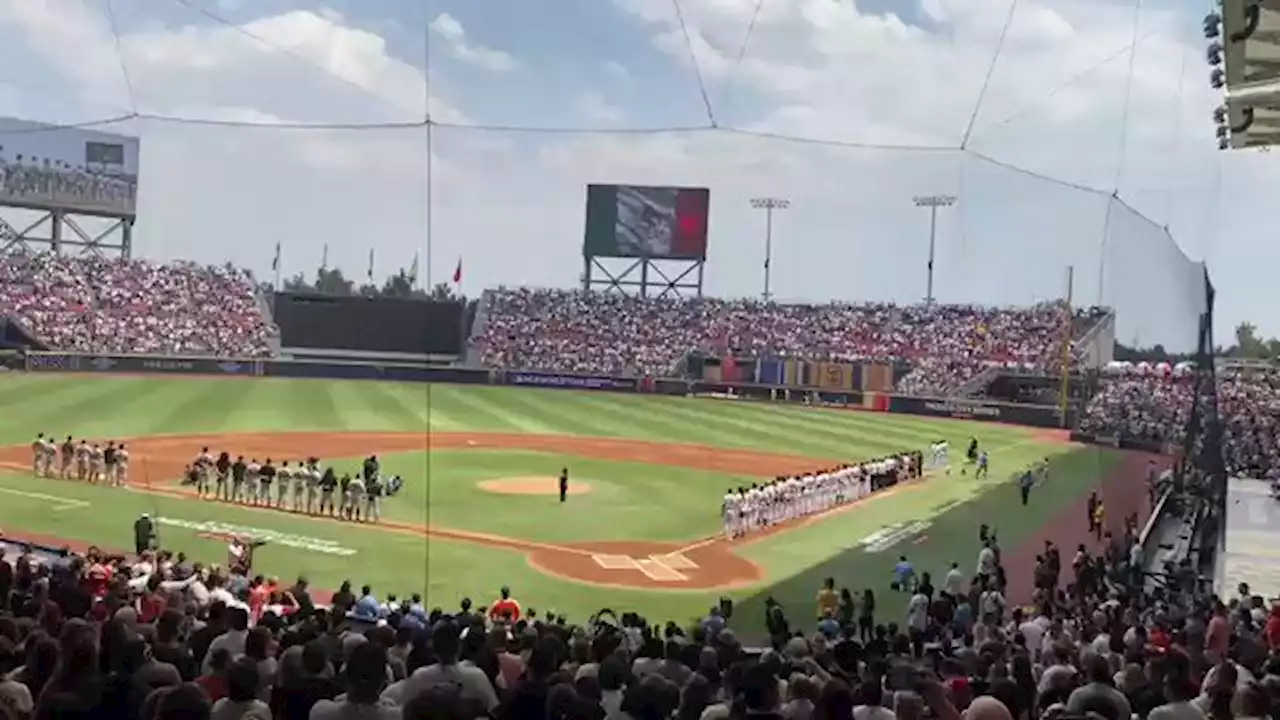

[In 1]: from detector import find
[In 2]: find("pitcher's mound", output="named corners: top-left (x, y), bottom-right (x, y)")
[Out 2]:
top-left (478, 477), bottom-right (594, 496)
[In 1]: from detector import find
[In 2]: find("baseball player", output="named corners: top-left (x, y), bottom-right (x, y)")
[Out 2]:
top-left (276, 461), bottom-right (293, 509)
top-left (194, 447), bottom-right (214, 498)
top-left (115, 443), bottom-right (130, 486)
top-left (59, 436), bottom-right (75, 479)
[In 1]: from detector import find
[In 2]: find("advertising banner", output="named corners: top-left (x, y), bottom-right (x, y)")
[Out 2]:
top-left (0, 117), bottom-right (140, 216)
top-left (506, 372), bottom-right (638, 391)
top-left (24, 352), bottom-right (258, 376)
top-left (583, 184), bottom-right (710, 260)
top-left (887, 396), bottom-right (1063, 428)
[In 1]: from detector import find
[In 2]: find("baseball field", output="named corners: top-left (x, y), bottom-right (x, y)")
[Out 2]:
top-left (0, 373), bottom-right (1154, 634)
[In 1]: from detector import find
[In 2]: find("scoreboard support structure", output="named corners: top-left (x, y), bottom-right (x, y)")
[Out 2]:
top-left (581, 254), bottom-right (704, 299)
top-left (0, 203), bottom-right (134, 259)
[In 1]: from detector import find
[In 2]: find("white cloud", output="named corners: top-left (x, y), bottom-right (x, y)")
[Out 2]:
top-left (603, 61), bottom-right (631, 83)
top-left (428, 13), bottom-right (519, 73)
top-left (0, 0), bottom-right (1270, 345)
top-left (576, 92), bottom-right (624, 124)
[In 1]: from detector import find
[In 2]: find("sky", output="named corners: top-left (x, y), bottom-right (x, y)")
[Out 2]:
top-left (0, 0), bottom-right (1273, 350)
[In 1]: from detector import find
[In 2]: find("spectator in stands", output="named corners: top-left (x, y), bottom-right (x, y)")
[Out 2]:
top-left (474, 288), bottom-right (1104, 395)
top-left (0, 254), bottom-right (278, 358)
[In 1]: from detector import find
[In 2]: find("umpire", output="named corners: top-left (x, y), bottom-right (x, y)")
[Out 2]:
top-left (133, 513), bottom-right (155, 554)
top-left (1018, 469), bottom-right (1034, 506)
top-left (559, 467), bottom-right (569, 503)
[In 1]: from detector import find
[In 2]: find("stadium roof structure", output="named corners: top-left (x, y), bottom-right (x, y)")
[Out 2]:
top-left (1219, 0), bottom-right (1280, 148)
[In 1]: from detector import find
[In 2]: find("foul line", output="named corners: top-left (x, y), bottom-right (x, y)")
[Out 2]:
top-left (0, 486), bottom-right (90, 512)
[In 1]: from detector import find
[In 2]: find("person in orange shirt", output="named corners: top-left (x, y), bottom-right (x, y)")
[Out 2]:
top-left (816, 577), bottom-right (839, 620)
top-left (489, 586), bottom-right (521, 622)
top-left (248, 576), bottom-right (273, 624)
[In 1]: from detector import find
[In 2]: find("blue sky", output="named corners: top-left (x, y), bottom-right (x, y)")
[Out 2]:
top-left (0, 0), bottom-right (1273, 349)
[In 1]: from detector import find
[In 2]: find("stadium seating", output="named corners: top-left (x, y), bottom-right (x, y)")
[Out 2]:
top-left (474, 288), bottom-right (1109, 391)
top-left (0, 254), bottom-right (278, 357)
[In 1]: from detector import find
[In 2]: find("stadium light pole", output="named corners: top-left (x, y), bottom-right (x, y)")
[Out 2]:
top-left (750, 197), bottom-right (790, 302)
top-left (912, 194), bottom-right (957, 306)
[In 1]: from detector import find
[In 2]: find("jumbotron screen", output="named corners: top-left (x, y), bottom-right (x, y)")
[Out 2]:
top-left (583, 184), bottom-right (710, 261)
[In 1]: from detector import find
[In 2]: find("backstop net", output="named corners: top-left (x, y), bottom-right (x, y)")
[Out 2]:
top-left (5, 0), bottom-right (1225, 607)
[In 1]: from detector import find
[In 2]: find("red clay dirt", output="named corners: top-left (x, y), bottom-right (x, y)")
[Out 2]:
top-left (0, 431), bottom-right (836, 591)
top-left (1002, 449), bottom-right (1168, 605)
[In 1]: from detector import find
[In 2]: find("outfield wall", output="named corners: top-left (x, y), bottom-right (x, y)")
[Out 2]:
top-left (22, 350), bottom-right (1080, 430)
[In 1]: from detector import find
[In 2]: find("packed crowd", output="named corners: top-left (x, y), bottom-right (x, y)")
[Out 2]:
top-left (0, 159), bottom-right (136, 213)
top-left (0, 254), bottom-right (278, 357)
top-left (0, 479), bottom-right (1263, 720)
top-left (474, 289), bottom-right (1109, 393)
top-left (1078, 362), bottom-right (1280, 479)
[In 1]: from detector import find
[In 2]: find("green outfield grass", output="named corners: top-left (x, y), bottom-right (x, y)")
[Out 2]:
top-left (0, 374), bottom-right (1119, 633)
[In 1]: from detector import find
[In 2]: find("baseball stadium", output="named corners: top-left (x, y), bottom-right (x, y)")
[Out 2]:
top-left (0, 0), bottom-right (1272, 716)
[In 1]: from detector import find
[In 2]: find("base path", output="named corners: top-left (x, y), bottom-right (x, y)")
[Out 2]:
top-left (0, 431), bottom-right (834, 591)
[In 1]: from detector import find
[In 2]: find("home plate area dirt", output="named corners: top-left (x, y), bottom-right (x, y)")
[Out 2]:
top-left (0, 431), bottom-right (818, 590)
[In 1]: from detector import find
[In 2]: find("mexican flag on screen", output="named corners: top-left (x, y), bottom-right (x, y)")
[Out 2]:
top-left (584, 184), bottom-right (710, 259)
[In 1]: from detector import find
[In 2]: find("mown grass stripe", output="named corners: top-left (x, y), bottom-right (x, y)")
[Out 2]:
top-left (430, 386), bottom-right (555, 434)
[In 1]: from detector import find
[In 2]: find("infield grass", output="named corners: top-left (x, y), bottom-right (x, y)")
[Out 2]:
top-left (0, 374), bottom-right (1120, 633)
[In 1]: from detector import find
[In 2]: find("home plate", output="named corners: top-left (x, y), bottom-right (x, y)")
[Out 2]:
top-left (653, 553), bottom-right (698, 570)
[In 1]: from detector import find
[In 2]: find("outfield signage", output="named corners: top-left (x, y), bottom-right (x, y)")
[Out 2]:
top-left (155, 517), bottom-right (356, 556)
top-left (23, 350), bottom-right (1075, 431)
top-left (507, 371), bottom-right (637, 390)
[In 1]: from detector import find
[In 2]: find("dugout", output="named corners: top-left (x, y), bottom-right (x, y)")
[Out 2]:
top-left (273, 292), bottom-right (466, 361)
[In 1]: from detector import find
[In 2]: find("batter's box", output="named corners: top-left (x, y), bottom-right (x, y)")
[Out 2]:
top-left (653, 553), bottom-right (698, 570)
top-left (635, 558), bottom-right (687, 581)
top-left (592, 554), bottom-right (640, 570)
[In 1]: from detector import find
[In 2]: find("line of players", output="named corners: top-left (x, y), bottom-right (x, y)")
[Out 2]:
top-left (184, 449), bottom-right (402, 523)
top-left (31, 433), bottom-right (130, 486)
top-left (722, 451), bottom-right (923, 540)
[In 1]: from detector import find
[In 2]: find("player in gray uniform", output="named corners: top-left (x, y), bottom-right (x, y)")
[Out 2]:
top-left (194, 448), bottom-right (214, 498)
top-left (276, 462), bottom-right (293, 509)
top-left (364, 475), bottom-right (382, 522)
top-left (346, 475), bottom-right (366, 521)
top-left (243, 459), bottom-right (261, 504)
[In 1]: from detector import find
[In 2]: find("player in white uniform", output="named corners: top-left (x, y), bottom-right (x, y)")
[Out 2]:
top-left (115, 444), bottom-right (130, 486)
top-left (31, 434), bottom-right (48, 477)
top-left (304, 462), bottom-right (322, 514)
top-left (276, 462), bottom-right (294, 509)
top-left (293, 462), bottom-right (310, 512)
top-left (722, 490), bottom-right (740, 539)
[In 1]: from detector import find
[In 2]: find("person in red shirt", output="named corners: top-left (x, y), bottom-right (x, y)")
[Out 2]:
top-left (489, 586), bottom-right (521, 622)
top-left (1264, 604), bottom-right (1280, 651)
top-left (1206, 601), bottom-right (1231, 662)
top-left (85, 561), bottom-right (113, 599)
top-left (138, 575), bottom-right (167, 623)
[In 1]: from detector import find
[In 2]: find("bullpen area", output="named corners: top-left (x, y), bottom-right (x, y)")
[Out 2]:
top-left (0, 374), bottom-right (1154, 632)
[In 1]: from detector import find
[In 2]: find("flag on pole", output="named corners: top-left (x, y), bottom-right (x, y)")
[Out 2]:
top-left (321, 244), bottom-right (329, 270)
top-left (452, 257), bottom-right (462, 285)
top-left (271, 242), bottom-right (281, 272)
top-left (408, 252), bottom-right (420, 285)
top-left (367, 249), bottom-right (375, 281)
